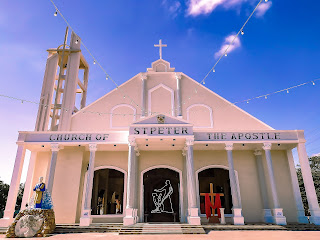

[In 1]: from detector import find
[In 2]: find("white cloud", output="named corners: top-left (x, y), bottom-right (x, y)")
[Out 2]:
top-left (255, 1), bottom-right (272, 17)
top-left (162, 0), bottom-right (182, 18)
top-left (187, 0), bottom-right (247, 16)
top-left (214, 33), bottom-right (241, 58)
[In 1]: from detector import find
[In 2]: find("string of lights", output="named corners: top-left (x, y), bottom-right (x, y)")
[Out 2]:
top-left (0, 77), bottom-right (317, 117)
top-left (49, 0), bottom-right (144, 113)
top-left (48, 0), bottom-right (273, 116)
top-left (178, 0), bottom-right (267, 107)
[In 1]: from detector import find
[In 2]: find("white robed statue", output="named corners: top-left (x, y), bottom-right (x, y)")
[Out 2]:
top-left (151, 180), bottom-right (174, 213)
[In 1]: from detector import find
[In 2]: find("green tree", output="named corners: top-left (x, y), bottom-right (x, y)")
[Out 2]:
top-left (296, 155), bottom-right (320, 215)
top-left (0, 180), bottom-right (25, 218)
top-left (0, 180), bottom-right (9, 218)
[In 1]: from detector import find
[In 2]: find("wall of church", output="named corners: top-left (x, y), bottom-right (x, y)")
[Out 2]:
top-left (70, 74), bottom-right (142, 131)
top-left (51, 147), bottom-right (84, 224)
top-left (179, 75), bottom-right (273, 131)
top-left (94, 151), bottom-right (129, 171)
top-left (70, 70), bottom-right (273, 132)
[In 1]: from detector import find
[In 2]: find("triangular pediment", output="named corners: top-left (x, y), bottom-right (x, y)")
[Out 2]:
top-left (132, 114), bottom-right (191, 125)
top-left (147, 59), bottom-right (175, 72)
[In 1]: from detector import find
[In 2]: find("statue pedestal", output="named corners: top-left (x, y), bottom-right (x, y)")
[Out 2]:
top-left (6, 209), bottom-right (55, 238)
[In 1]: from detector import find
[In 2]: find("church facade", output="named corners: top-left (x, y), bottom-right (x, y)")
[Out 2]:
top-left (1, 33), bottom-right (320, 227)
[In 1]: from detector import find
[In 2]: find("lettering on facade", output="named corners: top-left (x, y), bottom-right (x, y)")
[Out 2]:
top-left (133, 127), bottom-right (190, 135)
top-left (206, 132), bottom-right (281, 141)
top-left (49, 133), bottom-right (109, 142)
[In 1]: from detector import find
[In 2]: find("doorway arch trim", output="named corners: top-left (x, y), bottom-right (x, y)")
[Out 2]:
top-left (81, 165), bottom-right (127, 218)
top-left (195, 165), bottom-right (241, 218)
top-left (140, 165), bottom-right (184, 223)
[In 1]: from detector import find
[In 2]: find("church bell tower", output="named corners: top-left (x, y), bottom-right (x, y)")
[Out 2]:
top-left (35, 27), bottom-right (89, 131)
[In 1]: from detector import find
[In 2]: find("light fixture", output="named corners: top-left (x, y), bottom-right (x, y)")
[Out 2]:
top-left (54, 11), bottom-right (58, 16)
top-left (106, 75), bottom-right (109, 80)
top-left (286, 89), bottom-right (289, 93)
top-left (123, 95), bottom-right (126, 98)
top-left (75, 39), bottom-right (79, 44)
top-left (21, 100), bottom-right (24, 104)
top-left (265, 95), bottom-right (267, 99)
top-left (203, 80), bottom-right (205, 85)
top-left (247, 100), bottom-right (249, 104)
top-left (93, 60), bottom-right (96, 65)
top-left (225, 53), bottom-right (227, 57)
top-left (213, 69), bottom-right (215, 72)
top-left (265, 0), bottom-right (268, 2)
top-left (241, 30), bottom-right (244, 35)
top-left (312, 81), bottom-right (315, 85)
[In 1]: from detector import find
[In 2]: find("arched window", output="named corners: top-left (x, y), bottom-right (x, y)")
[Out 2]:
top-left (148, 84), bottom-right (174, 116)
top-left (91, 168), bottom-right (125, 215)
top-left (110, 104), bottom-right (136, 128)
top-left (187, 104), bottom-right (213, 128)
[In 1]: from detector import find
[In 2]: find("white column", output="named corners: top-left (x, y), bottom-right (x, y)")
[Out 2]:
top-left (47, 144), bottom-right (60, 194)
top-left (225, 143), bottom-right (244, 225)
top-left (123, 137), bottom-right (138, 225)
top-left (185, 137), bottom-right (201, 225)
top-left (263, 143), bottom-right (286, 225)
top-left (21, 152), bottom-right (38, 210)
top-left (297, 142), bottom-right (320, 225)
top-left (287, 149), bottom-right (309, 223)
top-left (80, 143), bottom-right (97, 226)
top-left (175, 73), bottom-right (182, 117)
top-left (254, 149), bottom-right (273, 223)
top-left (0, 144), bottom-right (26, 227)
top-left (140, 73), bottom-right (147, 118)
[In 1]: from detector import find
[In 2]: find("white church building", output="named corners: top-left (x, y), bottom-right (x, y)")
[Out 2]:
top-left (0, 32), bottom-right (319, 227)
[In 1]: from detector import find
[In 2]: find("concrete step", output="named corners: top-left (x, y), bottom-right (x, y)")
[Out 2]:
top-left (54, 223), bottom-right (206, 234)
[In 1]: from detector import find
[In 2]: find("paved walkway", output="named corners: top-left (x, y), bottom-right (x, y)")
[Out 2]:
top-left (1, 231), bottom-right (320, 239)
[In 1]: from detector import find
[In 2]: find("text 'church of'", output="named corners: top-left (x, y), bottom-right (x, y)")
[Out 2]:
top-left (1, 32), bottom-right (319, 227)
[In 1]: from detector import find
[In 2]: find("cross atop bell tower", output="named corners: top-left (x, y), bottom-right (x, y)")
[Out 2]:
top-left (154, 39), bottom-right (167, 59)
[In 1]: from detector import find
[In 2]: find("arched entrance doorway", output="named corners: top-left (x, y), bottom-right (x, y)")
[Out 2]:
top-left (143, 168), bottom-right (180, 222)
top-left (91, 168), bottom-right (125, 215)
top-left (197, 167), bottom-right (233, 215)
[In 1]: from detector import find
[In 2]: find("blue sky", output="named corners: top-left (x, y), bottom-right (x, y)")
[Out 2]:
top-left (0, 0), bottom-right (319, 184)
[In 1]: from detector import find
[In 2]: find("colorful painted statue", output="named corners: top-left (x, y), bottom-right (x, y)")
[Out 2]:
top-left (33, 177), bottom-right (46, 208)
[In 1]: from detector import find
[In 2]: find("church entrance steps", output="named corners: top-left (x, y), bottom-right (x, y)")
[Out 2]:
top-left (53, 223), bottom-right (205, 234)
top-left (119, 223), bottom-right (205, 234)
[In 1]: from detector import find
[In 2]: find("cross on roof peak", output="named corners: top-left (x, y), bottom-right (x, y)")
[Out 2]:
top-left (154, 39), bottom-right (167, 59)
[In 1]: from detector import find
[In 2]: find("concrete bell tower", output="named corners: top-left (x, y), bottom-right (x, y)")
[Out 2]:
top-left (35, 27), bottom-right (89, 131)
